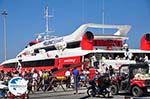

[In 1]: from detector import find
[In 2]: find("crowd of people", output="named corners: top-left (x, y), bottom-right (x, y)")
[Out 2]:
top-left (0, 67), bottom-right (90, 95)
top-left (0, 64), bottom-right (115, 96)
top-left (0, 52), bottom-right (149, 98)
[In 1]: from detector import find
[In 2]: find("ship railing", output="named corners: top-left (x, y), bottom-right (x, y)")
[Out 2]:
top-left (36, 32), bottom-right (58, 41)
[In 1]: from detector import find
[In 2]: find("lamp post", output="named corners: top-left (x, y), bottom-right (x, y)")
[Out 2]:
top-left (1, 10), bottom-right (8, 60)
top-left (102, 0), bottom-right (105, 34)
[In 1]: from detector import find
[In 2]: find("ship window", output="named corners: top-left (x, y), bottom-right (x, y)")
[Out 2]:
top-left (29, 42), bottom-right (35, 46)
top-left (67, 41), bottom-right (80, 48)
top-left (3, 62), bottom-right (18, 68)
top-left (34, 49), bottom-right (39, 53)
top-left (21, 59), bottom-right (54, 67)
top-left (63, 64), bottom-right (71, 68)
top-left (44, 46), bottom-right (56, 52)
top-left (51, 68), bottom-right (58, 73)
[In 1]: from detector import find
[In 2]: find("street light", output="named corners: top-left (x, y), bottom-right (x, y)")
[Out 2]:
top-left (1, 10), bottom-right (8, 60)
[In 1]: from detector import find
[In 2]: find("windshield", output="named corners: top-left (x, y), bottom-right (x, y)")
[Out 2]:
top-left (132, 68), bottom-right (148, 75)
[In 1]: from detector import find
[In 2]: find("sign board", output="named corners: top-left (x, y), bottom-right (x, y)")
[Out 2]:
top-left (8, 77), bottom-right (28, 96)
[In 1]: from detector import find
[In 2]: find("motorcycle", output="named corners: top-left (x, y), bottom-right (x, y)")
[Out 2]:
top-left (87, 75), bottom-right (113, 98)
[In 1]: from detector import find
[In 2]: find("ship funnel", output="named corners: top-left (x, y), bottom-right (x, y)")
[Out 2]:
top-left (140, 33), bottom-right (150, 50)
top-left (80, 31), bottom-right (94, 50)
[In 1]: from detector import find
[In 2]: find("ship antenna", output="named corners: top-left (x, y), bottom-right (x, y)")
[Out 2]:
top-left (35, 6), bottom-right (55, 41)
top-left (44, 6), bottom-right (54, 38)
top-left (102, 0), bottom-right (105, 34)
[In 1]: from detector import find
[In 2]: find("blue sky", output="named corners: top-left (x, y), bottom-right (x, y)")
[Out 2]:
top-left (0, 0), bottom-right (150, 62)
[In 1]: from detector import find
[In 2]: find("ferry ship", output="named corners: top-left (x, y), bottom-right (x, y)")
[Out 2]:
top-left (0, 7), bottom-right (150, 75)
top-left (0, 23), bottom-right (150, 72)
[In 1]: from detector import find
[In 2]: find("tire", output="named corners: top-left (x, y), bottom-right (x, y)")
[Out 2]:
top-left (104, 92), bottom-right (113, 98)
top-left (132, 86), bottom-right (143, 97)
top-left (110, 85), bottom-right (118, 95)
top-left (105, 88), bottom-right (113, 98)
top-left (102, 90), bottom-right (110, 98)
top-left (87, 88), bottom-right (96, 97)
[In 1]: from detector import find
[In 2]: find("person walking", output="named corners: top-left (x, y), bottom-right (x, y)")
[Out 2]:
top-left (72, 67), bottom-right (79, 94)
top-left (65, 69), bottom-right (71, 88)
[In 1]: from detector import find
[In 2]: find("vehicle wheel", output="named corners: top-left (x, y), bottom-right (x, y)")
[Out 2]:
top-left (102, 91), bottom-right (110, 98)
top-left (105, 88), bottom-right (113, 98)
top-left (87, 88), bottom-right (96, 97)
top-left (132, 86), bottom-right (143, 97)
top-left (105, 92), bottom-right (113, 98)
top-left (110, 85), bottom-right (118, 95)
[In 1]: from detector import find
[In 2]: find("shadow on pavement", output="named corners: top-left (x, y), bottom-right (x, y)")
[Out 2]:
top-left (79, 96), bottom-right (90, 99)
top-left (30, 91), bottom-right (85, 99)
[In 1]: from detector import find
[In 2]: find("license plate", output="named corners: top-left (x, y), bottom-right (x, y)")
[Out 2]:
top-left (147, 88), bottom-right (150, 92)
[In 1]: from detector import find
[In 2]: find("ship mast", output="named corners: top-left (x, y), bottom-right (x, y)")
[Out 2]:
top-left (44, 6), bottom-right (54, 39)
top-left (36, 6), bottom-right (54, 41)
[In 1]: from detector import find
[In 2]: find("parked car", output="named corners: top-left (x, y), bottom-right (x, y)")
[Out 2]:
top-left (110, 63), bottom-right (150, 97)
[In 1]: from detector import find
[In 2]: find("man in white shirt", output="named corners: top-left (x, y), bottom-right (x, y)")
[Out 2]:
top-left (91, 55), bottom-right (97, 67)
top-left (82, 68), bottom-right (90, 87)
top-left (32, 70), bottom-right (38, 91)
top-left (144, 54), bottom-right (149, 63)
top-left (65, 69), bottom-right (71, 88)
